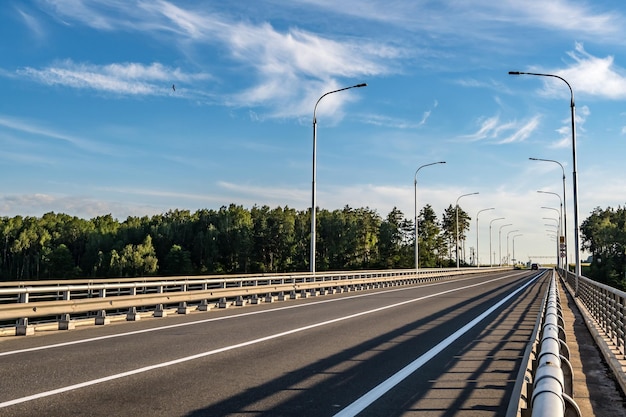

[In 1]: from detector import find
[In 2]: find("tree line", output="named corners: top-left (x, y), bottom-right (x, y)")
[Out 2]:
top-left (0, 204), bottom-right (474, 281)
top-left (581, 205), bottom-right (626, 291)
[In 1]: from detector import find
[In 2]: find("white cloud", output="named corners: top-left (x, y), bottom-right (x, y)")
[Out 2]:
top-left (531, 43), bottom-right (626, 100)
top-left (498, 115), bottom-right (541, 144)
top-left (17, 60), bottom-right (210, 97)
top-left (463, 114), bottom-right (540, 144)
top-left (0, 114), bottom-right (113, 154)
top-left (17, 8), bottom-right (45, 39)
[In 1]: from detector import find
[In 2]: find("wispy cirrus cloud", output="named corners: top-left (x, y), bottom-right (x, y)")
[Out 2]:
top-left (17, 60), bottom-right (210, 97)
top-left (549, 105), bottom-right (590, 149)
top-left (32, 1), bottom-right (401, 119)
top-left (463, 114), bottom-right (540, 144)
top-left (0, 114), bottom-right (112, 154)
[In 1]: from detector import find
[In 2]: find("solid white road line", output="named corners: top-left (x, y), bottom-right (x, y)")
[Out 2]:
top-left (333, 274), bottom-right (540, 417)
top-left (0, 272), bottom-right (532, 409)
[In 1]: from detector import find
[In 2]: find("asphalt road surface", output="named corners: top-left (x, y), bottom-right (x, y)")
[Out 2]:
top-left (0, 269), bottom-right (548, 416)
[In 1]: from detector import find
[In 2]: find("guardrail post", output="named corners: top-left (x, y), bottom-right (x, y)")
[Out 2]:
top-left (218, 297), bottom-right (229, 308)
top-left (154, 304), bottom-right (167, 317)
top-left (177, 301), bottom-right (190, 314)
top-left (15, 317), bottom-right (34, 336)
top-left (197, 299), bottom-right (211, 311)
top-left (126, 307), bottom-right (140, 321)
top-left (58, 313), bottom-right (75, 330)
top-left (95, 310), bottom-right (110, 325)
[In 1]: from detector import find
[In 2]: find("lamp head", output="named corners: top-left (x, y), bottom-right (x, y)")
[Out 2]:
top-left (354, 83), bottom-right (367, 88)
top-left (508, 71), bottom-right (522, 75)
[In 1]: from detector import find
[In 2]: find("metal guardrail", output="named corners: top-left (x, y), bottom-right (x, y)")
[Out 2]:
top-left (0, 267), bottom-right (509, 336)
top-left (559, 268), bottom-right (626, 396)
top-left (507, 270), bottom-right (581, 417)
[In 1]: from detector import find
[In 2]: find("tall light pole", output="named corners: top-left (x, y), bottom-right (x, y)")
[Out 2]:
top-left (538, 190), bottom-right (564, 269)
top-left (545, 223), bottom-right (560, 264)
top-left (542, 206), bottom-right (561, 267)
top-left (476, 208), bottom-right (495, 267)
top-left (541, 206), bottom-right (560, 222)
top-left (530, 157), bottom-right (568, 270)
top-left (512, 234), bottom-right (523, 265)
top-left (311, 83), bottom-right (367, 275)
top-left (510, 71), bottom-right (580, 294)
top-left (414, 161), bottom-right (446, 272)
top-left (456, 192), bottom-right (479, 268)
top-left (489, 217), bottom-right (505, 267)
top-left (506, 229), bottom-right (520, 265)
top-left (499, 223), bottom-right (513, 266)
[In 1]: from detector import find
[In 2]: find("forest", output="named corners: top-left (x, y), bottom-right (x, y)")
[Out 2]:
top-left (581, 205), bottom-right (626, 291)
top-left (0, 204), bottom-right (473, 281)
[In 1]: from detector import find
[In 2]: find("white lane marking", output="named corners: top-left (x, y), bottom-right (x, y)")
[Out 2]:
top-left (0, 271), bottom-right (525, 357)
top-left (0, 272), bottom-right (532, 409)
top-left (333, 274), bottom-right (540, 417)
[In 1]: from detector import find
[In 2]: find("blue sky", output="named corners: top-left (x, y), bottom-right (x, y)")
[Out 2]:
top-left (1, 0), bottom-right (626, 265)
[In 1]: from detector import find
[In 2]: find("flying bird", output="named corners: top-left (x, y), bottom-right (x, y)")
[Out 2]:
top-left (172, 84), bottom-right (175, 92)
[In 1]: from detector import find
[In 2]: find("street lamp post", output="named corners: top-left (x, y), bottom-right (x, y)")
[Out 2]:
top-left (414, 161), bottom-right (446, 273)
top-left (530, 157), bottom-right (568, 270)
top-left (489, 217), bottom-right (505, 267)
top-left (512, 234), bottom-right (523, 265)
top-left (456, 192), bottom-right (479, 268)
top-left (543, 221), bottom-right (561, 267)
top-left (506, 229), bottom-right (520, 265)
top-left (537, 191), bottom-right (567, 267)
top-left (476, 208), bottom-right (495, 267)
top-left (510, 71), bottom-right (580, 295)
top-left (311, 83), bottom-right (367, 275)
top-left (499, 223), bottom-right (513, 266)
top-left (542, 206), bottom-right (561, 267)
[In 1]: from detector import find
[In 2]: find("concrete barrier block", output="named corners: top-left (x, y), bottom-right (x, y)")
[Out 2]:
top-left (154, 304), bottom-right (167, 317)
top-left (177, 302), bottom-right (190, 314)
top-left (197, 300), bottom-right (211, 311)
top-left (15, 318), bottom-right (34, 336)
top-left (95, 310), bottom-right (110, 325)
top-left (58, 314), bottom-right (76, 330)
top-left (126, 307), bottom-right (141, 321)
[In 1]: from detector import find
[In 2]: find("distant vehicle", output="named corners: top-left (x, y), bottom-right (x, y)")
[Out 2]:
top-left (531, 263), bottom-right (539, 270)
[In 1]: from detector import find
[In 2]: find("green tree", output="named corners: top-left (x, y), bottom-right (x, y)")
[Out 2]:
top-left (441, 204), bottom-right (471, 266)
top-left (581, 206), bottom-right (626, 290)
top-left (163, 244), bottom-right (193, 275)
top-left (377, 207), bottom-right (411, 268)
top-left (418, 204), bottom-right (445, 267)
top-left (48, 244), bottom-right (76, 279)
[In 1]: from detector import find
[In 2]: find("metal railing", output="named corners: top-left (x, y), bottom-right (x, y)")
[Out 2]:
top-left (507, 270), bottom-right (581, 417)
top-left (559, 268), bottom-right (626, 395)
top-left (1, 267), bottom-right (509, 336)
